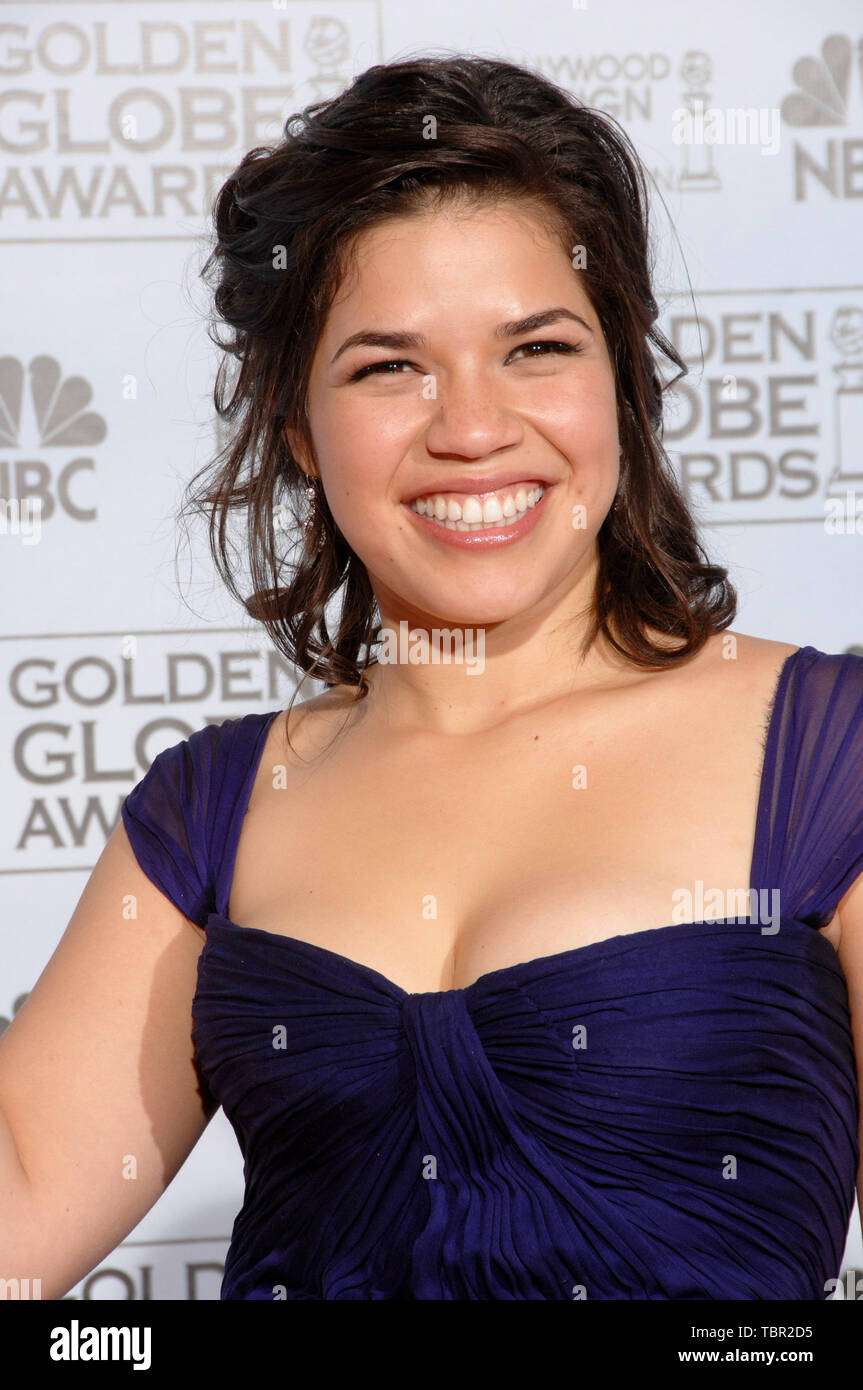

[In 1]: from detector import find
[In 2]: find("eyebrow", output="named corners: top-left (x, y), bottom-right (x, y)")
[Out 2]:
top-left (329, 307), bottom-right (595, 365)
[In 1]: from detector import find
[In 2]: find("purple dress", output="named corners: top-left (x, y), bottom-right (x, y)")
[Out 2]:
top-left (121, 644), bottom-right (863, 1299)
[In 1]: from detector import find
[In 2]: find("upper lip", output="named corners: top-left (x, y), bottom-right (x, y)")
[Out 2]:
top-left (402, 472), bottom-right (555, 503)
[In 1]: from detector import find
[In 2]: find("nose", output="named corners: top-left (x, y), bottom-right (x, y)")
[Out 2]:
top-left (422, 369), bottom-right (524, 460)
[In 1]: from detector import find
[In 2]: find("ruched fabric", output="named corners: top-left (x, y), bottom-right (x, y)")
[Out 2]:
top-left (121, 645), bottom-right (863, 1299)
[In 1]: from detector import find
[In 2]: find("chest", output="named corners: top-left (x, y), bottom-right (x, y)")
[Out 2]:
top-left (227, 689), bottom-right (790, 992)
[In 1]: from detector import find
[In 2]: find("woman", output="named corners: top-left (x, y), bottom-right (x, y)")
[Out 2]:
top-left (1, 54), bottom-right (861, 1301)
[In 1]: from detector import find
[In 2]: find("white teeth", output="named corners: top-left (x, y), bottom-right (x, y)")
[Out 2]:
top-left (412, 485), bottom-right (546, 530)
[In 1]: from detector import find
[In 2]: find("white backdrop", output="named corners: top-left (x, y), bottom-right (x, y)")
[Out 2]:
top-left (2, 0), bottom-right (862, 1300)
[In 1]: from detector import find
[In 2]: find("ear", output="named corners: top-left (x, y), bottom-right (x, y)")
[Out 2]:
top-left (283, 423), bottom-right (314, 478)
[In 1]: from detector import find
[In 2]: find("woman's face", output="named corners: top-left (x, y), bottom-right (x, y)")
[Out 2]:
top-left (289, 199), bottom-right (621, 629)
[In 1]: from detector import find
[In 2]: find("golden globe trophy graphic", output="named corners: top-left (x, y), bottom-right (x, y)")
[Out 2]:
top-left (825, 308), bottom-right (863, 528)
top-left (303, 17), bottom-right (351, 103)
top-left (677, 51), bottom-right (721, 193)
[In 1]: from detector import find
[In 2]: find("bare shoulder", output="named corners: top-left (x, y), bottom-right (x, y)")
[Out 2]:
top-left (269, 680), bottom-right (372, 768)
top-left (686, 630), bottom-right (802, 696)
top-left (630, 631), bottom-right (804, 751)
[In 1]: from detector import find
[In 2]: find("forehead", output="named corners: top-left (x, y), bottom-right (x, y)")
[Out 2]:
top-left (320, 199), bottom-right (590, 329)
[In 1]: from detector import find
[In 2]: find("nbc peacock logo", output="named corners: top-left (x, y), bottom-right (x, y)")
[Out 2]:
top-left (780, 33), bottom-right (863, 199)
top-left (0, 354), bottom-right (106, 536)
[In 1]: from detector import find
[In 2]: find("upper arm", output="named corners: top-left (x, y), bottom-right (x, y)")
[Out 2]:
top-left (0, 820), bottom-right (216, 1299)
top-left (836, 868), bottom-right (863, 1240)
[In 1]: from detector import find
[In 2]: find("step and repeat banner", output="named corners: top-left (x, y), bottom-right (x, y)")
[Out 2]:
top-left (1, 0), bottom-right (861, 1299)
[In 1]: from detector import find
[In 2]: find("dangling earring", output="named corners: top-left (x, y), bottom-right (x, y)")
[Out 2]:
top-left (303, 479), bottom-right (325, 553)
top-left (612, 447), bottom-right (623, 511)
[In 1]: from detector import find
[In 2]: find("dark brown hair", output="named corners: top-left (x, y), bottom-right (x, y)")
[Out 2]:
top-left (182, 51), bottom-right (735, 711)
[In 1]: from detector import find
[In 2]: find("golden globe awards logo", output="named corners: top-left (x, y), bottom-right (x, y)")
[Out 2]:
top-left (0, 8), bottom-right (369, 236)
top-left (662, 296), bottom-right (863, 523)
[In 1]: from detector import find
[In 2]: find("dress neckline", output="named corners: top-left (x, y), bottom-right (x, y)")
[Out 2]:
top-left (203, 911), bottom-right (840, 1002)
top-left (205, 644), bottom-right (816, 999)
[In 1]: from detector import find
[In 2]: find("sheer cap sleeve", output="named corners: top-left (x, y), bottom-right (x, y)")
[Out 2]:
top-left (120, 712), bottom-right (278, 929)
top-left (757, 647), bottom-right (863, 928)
top-left (120, 723), bottom-right (222, 928)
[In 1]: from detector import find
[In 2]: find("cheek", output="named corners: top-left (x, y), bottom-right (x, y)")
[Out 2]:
top-left (523, 362), bottom-right (617, 426)
top-left (316, 400), bottom-right (417, 523)
top-left (534, 390), bottom-right (619, 458)
top-left (323, 391), bottom-right (417, 464)
top-left (315, 435), bottom-right (392, 544)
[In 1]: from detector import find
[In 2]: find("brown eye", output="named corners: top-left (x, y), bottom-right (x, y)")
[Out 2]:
top-left (509, 341), bottom-right (584, 361)
top-left (348, 359), bottom-right (415, 382)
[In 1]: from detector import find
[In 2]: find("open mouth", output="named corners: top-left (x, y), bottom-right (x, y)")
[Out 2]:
top-left (403, 481), bottom-right (553, 549)
top-left (407, 482), bottom-right (547, 532)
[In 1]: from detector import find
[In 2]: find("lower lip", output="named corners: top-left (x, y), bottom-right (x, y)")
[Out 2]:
top-left (402, 487), bottom-right (552, 549)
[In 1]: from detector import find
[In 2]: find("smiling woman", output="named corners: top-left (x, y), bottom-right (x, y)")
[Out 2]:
top-left (289, 203), bottom-right (625, 581)
top-left (185, 53), bottom-right (734, 697)
top-left (2, 52), bottom-right (862, 1307)
top-left (168, 53), bottom-right (863, 1300)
